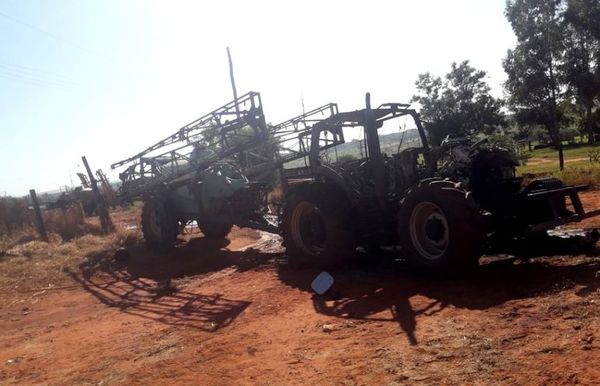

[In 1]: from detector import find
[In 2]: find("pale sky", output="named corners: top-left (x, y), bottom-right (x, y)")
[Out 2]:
top-left (0, 0), bottom-right (516, 196)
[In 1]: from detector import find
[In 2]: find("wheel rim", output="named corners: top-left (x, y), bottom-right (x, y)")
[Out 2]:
top-left (290, 201), bottom-right (327, 256)
top-left (409, 201), bottom-right (449, 260)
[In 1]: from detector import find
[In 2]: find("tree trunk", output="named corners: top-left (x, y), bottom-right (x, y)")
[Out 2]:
top-left (586, 103), bottom-right (595, 144)
top-left (558, 139), bottom-right (564, 170)
top-left (550, 125), bottom-right (565, 171)
top-left (548, 56), bottom-right (563, 170)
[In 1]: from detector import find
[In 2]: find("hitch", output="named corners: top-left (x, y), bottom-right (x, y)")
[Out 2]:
top-left (526, 184), bottom-right (600, 232)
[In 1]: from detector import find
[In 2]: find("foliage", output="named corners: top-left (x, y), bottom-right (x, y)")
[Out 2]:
top-left (486, 132), bottom-right (518, 152)
top-left (503, 0), bottom-right (564, 141)
top-left (412, 61), bottom-right (505, 145)
top-left (503, 0), bottom-right (600, 164)
top-left (589, 148), bottom-right (600, 163)
top-left (0, 197), bottom-right (31, 235)
top-left (560, 126), bottom-right (579, 142)
top-left (562, 0), bottom-right (600, 142)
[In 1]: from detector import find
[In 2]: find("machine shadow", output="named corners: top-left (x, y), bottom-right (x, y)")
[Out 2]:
top-left (66, 236), bottom-right (281, 332)
top-left (277, 247), bottom-right (600, 346)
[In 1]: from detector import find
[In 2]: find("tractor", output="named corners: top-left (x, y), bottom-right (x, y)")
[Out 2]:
top-left (279, 93), bottom-right (600, 270)
top-left (111, 91), bottom-right (600, 272)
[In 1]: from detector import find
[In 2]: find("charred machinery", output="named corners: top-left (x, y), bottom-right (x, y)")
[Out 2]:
top-left (279, 93), bottom-right (600, 270)
top-left (111, 91), bottom-right (600, 271)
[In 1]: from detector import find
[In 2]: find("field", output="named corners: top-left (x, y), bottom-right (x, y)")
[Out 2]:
top-left (1, 193), bottom-right (600, 385)
top-left (517, 143), bottom-right (600, 186)
top-left (518, 142), bottom-right (598, 170)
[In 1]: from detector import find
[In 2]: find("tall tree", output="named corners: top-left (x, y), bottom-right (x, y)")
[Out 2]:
top-left (412, 61), bottom-right (505, 145)
top-left (503, 0), bottom-right (566, 169)
top-left (562, 0), bottom-right (600, 143)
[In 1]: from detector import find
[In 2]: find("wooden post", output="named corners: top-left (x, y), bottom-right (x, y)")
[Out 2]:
top-left (29, 189), bottom-right (48, 242)
top-left (81, 156), bottom-right (114, 234)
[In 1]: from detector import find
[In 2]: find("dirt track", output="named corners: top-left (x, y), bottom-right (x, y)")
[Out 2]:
top-left (2, 193), bottom-right (600, 385)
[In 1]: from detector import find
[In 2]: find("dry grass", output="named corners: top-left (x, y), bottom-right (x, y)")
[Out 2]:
top-left (556, 166), bottom-right (600, 187)
top-left (0, 201), bottom-right (103, 246)
top-left (522, 165), bottom-right (600, 188)
top-left (42, 204), bottom-right (86, 241)
top-left (0, 197), bottom-right (31, 236)
top-left (0, 209), bottom-right (142, 307)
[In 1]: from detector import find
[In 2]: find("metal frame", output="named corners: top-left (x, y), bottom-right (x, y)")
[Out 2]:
top-left (112, 92), bottom-right (268, 198)
top-left (111, 92), bottom-right (343, 200)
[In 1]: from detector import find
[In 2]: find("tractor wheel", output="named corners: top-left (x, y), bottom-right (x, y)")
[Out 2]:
top-left (199, 223), bottom-right (233, 239)
top-left (398, 179), bottom-right (485, 272)
top-left (281, 186), bottom-right (355, 266)
top-left (141, 198), bottom-right (178, 250)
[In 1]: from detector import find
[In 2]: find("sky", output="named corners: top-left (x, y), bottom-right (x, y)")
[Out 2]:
top-left (0, 0), bottom-right (516, 196)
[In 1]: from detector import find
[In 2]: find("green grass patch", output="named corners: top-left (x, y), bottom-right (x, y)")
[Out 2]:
top-left (518, 159), bottom-right (592, 174)
top-left (527, 143), bottom-right (600, 160)
top-left (517, 142), bottom-right (600, 186)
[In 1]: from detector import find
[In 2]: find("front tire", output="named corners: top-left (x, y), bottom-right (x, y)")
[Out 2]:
top-left (398, 179), bottom-right (484, 272)
top-left (141, 198), bottom-right (178, 250)
top-left (281, 186), bottom-right (355, 266)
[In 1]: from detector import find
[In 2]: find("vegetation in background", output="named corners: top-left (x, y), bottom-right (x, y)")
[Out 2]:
top-left (408, 0), bottom-right (600, 181)
top-left (411, 61), bottom-right (505, 146)
top-left (527, 164), bottom-right (600, 187)
top-left (504, 0), bottom-right (566, 168)
top-left (503, 0), bottom-right (600, 170)
top-left (518, 142), bottom-right (595, 172)
top-left (0, 197), bottom-right (31, 236)
top-left (562, 0), bottom-right (600, 142)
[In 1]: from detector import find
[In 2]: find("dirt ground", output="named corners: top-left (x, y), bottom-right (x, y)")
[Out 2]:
top-left (2, 192), bottom-right (600, 385)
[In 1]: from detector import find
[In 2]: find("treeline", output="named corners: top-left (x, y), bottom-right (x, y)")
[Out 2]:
top-left (412, 0), bottom-right (600, 169)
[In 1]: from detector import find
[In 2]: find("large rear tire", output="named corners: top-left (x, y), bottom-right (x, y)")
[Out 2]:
top-left (281, 186), bottom-right (355, 266)
top-left (398, 179), bottom-right (485, 272)
top-left (141, 198), bottom-right (178, 250)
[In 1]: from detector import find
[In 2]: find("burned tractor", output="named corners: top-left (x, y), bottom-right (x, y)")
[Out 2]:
top-left (111, 89), bottom-right (599, 272)
top-left (47, 173), bottom-right (97, 216)
top-left (279, 93), bottom-right (600, 270)
top-left (110, 92), bottom-right (286, 249)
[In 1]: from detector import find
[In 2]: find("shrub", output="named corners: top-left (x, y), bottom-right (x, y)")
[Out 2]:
top-left (0, 197), bottom-right (31, 235)
top-left (529, 165), bottom-right (600, 187)
top-left (42, 204), bottom-right (86, 241)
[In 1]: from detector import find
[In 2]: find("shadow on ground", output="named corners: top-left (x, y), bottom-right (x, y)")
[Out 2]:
top-left (66, 229), bottom-right (600, 342)
top-left (66, 236), bottom-right (282, 332)
top-left (277, 246), bottom-right (600, 346)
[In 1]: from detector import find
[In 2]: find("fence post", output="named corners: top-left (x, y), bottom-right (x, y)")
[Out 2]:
top-left (81, 156), bottom-right (114, 234)
top-left (29, 189), bottom-right (48, 242)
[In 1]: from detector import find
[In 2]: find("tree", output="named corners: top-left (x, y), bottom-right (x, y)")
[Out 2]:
top-left (412, 61), bottom-right (505, 145)
top-left (562, 0), bottom-right (600, 143)
top-left (503, 0), bottom-right (566, 169)
top-left (558, 98), bottom-right (587, 139)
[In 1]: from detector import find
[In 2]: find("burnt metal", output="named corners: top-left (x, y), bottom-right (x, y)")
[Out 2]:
top-left (111, 92), bottom-right (339, 200)
top-left (111, 89), bottom-right (600, 256)
top-left (111, 92), bottom-right (269, 199)
top-left (281, 93), bottom-right (600, 251)
top-left (110, 92), bottom-right (342, 249)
